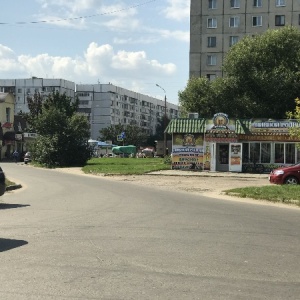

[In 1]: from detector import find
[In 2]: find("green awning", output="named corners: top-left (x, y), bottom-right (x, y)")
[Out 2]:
top-left (165, 118), bottom-right (206, 134)
top-left (235, 119), bottom-right (251, 135)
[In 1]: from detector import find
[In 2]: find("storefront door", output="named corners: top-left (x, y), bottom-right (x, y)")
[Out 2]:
top-left (216, 143), bottom-right (229, 171)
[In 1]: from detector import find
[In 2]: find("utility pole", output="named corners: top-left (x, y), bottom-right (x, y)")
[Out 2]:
top-left (156, 84), bottom-right (167, 156)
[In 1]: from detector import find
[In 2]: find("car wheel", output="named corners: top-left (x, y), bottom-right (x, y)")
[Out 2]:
top-left (284, 176), bottom-right (299, 185)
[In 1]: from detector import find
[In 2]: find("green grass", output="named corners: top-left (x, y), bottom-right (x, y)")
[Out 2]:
top-left (224, 185), bottom-right (300, 206)
top-left (82, 157), bottom-right (171, 175)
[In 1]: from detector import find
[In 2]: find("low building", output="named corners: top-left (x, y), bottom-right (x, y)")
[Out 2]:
top-left (0, 92), bottom-right (16, 159)
top-left (166, 113), bottom-right (300, 173)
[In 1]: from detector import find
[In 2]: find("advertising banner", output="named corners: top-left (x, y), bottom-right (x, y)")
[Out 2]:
top-left (172, 133), bottom-right (204, 170)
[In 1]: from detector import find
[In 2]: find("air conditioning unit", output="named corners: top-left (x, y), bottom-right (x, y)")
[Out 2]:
top-left (188, 113), bottom-right (199, 119)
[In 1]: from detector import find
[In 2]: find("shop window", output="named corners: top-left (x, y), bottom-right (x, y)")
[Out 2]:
top-left (285, 144), bottom-right (295, 164)
top-left (250, 143), bottom-right (260, 163)
top-left (275, 143), bottom-right (284, 163)
top-left (242, 143), bottom-right (250, 161)
top-left (261, 143), bottom-right (271, 163)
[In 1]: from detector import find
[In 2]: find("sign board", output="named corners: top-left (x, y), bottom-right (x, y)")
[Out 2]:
top-left (229, 143), bottom-right (243, 172)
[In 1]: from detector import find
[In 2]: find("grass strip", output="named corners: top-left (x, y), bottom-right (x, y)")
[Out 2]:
top-left (224, 185), bottom-right (300, 206)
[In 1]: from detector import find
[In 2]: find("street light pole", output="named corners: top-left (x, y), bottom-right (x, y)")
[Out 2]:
top-left (156, 84), bottom-right (167, 156)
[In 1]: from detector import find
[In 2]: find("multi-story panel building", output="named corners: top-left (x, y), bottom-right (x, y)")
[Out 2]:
top-left (0, 77), bottom-right (75, 114)
top-left (76, 84), bottom-right (179, 140)
top-left (190, 0), bottom-right (300, 79)
top-left (0, 78), bottom-right (179, 141)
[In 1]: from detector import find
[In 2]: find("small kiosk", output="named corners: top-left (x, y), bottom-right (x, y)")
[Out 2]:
top-left (166, 113), bottom-right (300, 173)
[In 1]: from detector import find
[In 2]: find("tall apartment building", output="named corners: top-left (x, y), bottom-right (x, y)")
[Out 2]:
top-left (0, 77), bottom-right (75, 114)
top-left (190, 0), bottom-right (300, 79)
top-left (76, 84), bottom-right (179, 140)
top-left (0, 78), bottom-right (179, 141)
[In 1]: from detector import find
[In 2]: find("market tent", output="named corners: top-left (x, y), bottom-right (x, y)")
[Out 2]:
top-left (112, 145), bottom-right (137, 155)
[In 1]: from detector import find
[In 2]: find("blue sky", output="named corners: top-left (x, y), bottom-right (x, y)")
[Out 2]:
top-left (0, 0), bottom-right (190, 105)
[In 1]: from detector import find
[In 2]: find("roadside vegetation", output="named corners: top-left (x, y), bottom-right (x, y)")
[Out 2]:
top-left (82, 157), bottom-right (171, 175)
top-left (224, 185), bottom-right (300, 206)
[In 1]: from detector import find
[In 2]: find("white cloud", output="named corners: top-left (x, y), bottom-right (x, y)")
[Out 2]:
top-left (1, 42), bottom-right (176, 89)
top-left (164, 0), bottom-right (189, 21)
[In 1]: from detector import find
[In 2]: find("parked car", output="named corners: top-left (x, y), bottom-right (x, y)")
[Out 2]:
top-left (0, 166), bottom-right (6, 196)
top-left (269, 163), bottom-right (300, 185)
top-left (24, 152), bottom-right (31, 164)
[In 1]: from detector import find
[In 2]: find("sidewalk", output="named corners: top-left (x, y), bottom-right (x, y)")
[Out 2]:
top-left (148, 169), bottom-right (269, 179)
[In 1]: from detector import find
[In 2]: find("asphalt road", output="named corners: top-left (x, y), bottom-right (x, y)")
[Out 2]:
top-left (1, 163), bottom-right (300, 300)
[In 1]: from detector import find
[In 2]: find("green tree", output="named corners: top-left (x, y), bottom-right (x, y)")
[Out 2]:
top-left (178, 77), bottom-right (217, 118)
top-left (287, 97), bottom-right (300, 141)
top-left (99, 124), bottom-right (148, 146)
top-left (180, 26), bottom-right (300, 119)
top-left (222, 26), bottom-right (300, 118)
top-left (30, 92), bottom-right (92, 167)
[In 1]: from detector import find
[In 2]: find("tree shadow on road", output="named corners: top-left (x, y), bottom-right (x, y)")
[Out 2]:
top-left (0, 203), bottom-right (30, 210)
top-left (0, 238), bottom-right (28, 252)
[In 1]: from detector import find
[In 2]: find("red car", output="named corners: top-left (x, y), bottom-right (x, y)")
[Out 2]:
top-left (269, 163), bottom-right (300, 185)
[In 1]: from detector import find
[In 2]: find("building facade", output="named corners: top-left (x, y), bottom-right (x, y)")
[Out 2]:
top-left (167, 113), bottom-right (300, 172)
top-left (0, 93), bottom-right (16, 160)
top-left (0, 78), bottom-right (180, 143)
top-left (0, 78), bottom-right (75, 114)
top-left (190, 0), bottom-right (300, 79)
top-left (76, 83), bottom-right (179, 140)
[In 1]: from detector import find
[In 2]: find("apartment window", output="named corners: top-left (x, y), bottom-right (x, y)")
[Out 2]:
top-left (253, 0), bottom-right (262, 7)
top-left (229, 16), bottom-right (240, 27)
top-left (252, 16), bottom-right (262, 26)
top-left (276, 0), bottom-right (286, 7)
top-left (207, 36), bottom-right (216, 47)
top-left (230, 0), bottom-right (240, 8)
top-left (17, 88), bottom-right (22, 93)
top-left (207, 55), bottom-right (217, 65)
top-left (208, 0), bottom-right (217, 9)
top-left (229, 36), bottom-right (239, 46)
top-left (207, 74), bottom-right (216, 81)
top-left (275, 15), bottom-right (285, 26)
top-left (207, 17), bottom-right (217, 28)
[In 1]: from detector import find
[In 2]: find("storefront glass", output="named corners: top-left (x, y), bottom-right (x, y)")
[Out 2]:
top-left (250, 143), bottom-right (260, 163)
top-left (285, 143), bottom-right (295, 164)
top-left (275, 143), bottom-right (284, 163)
top-left (261, 143), bottom-right (271, 163)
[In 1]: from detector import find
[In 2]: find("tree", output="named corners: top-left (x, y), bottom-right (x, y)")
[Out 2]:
top-left (287, 97), bottom-right (300, 142)
top-left (222, 26), bottom-right (300, 118)
top-left (29, 92), bottom-right (92, 167)
top-left (178, 77), bottom-right (217, 118)
top-left (99, 124), bottom-right (148, 147)
top-left (179, 26), bottom-right (300, 119)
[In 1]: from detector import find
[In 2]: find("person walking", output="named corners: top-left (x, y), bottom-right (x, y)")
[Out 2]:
top-left (13, 149), bottom-right (19, 163)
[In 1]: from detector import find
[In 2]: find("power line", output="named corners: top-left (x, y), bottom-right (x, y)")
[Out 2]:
top-left (0, 0), bottom-right (157, 25)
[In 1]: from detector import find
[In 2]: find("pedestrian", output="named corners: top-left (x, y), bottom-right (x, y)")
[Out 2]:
top-left (13, 149), bottom-right (19, 163)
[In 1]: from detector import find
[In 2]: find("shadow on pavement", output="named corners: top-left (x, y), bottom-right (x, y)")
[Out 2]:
top-left (0, 238), bottom-right (28, 252)
top-left (0, 203), bottom-right (30, 210)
